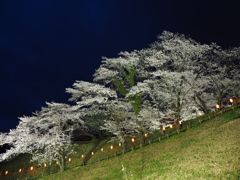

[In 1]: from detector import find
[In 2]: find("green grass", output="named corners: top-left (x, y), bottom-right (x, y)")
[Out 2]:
top-left (1, 107), bottom-right (240, 180)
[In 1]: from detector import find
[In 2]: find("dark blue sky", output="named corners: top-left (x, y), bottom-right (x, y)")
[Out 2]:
top-left (0, 0), bottom-right (240, 132)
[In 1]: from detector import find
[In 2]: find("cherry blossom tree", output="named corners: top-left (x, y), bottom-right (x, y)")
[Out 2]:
top-left (194, 44), bottom-right (240, 110)
top-left (149, 31), bottom-right (211, 119)
top-left (66, 80), bottom-right (118, 136)
top-left (0, 115), bottom-right (41, 162)
top-left (29, 102), bottom-right (84, 172)
top-left (66, 80), bottom-right (136, 150)
top-left (0, 102), bottom-right (84, 172)
top-left (100, 99), bottom-right (135, 152)
top-left (94, 56), bottom-right (162, 145)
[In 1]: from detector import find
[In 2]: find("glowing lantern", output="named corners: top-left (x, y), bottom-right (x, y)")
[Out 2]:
top-left (179, 120), bottom-right (182, 124)
top-left (230, 98), bottom-right (233, 103)
top-left (44, 163), bottom-right (47, 167)
top-left (68, 158), bottom-right (72, 162)
top-left (101, 148), bottom-right (104, 152)
top-left (81, 155), bottom-right (84, 158)
top-left (30, 166), bottom-right (34, 171)
top-left (118, 142), bottom-right (122, 146)
top-left (144, 133), bottom-right (148, 137)
top-left (110, 145), bottom-right (114, 150)
top-left (5, 171), bottom-right (8, 175)
top-left (91, 152), bottom-right (94, 155)
top-left (131, 138), bottom-right (135, 143)
top-left (19, 169), bottom-right (22, 172)
top-left (56, 161), bottom-right (59, 165)
top-left (170, 124), bottom-right (173, 128)
top-left (162, 127), bottom-right (166, 131)
top-left (197, 112), bottom-right (202, 116)
top-left (216, 104), bottom-right (220, 109)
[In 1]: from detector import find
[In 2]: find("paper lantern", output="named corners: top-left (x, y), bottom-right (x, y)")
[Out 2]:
top-left (144, 133), bottom-right (148, 137)
top-left (110, 145), bottom-right (114, 150)
top-left (118, 142), bottom-right (122, 146)
top-left (81, 155), bottom-right (84, 158)
top-left (68, 158), bottom-right (72, 162)
top-left (216, 104), bottom-right (220, 109)
top-left (101, 148), bottom-right (104, 152)
top-left (5, 171), bottom-right (8, 175)
top-left (91, 152), bottom-right (94, 155)
top-left (131, 138), bottom-right (135, 142)
top-left (44, 163), bottom-right (47, 167)
top-left (170, 124), bottom-right (173, 128)
top-left (19, 169), bottom-right (22, 172)
top-left (30, 166), bottom-right (34, 171)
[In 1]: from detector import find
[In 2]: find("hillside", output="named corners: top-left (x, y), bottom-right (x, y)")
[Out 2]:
top-left (1, 107), bottom-right (240, 180)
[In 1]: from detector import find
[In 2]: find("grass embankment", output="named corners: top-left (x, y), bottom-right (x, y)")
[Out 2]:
top-left (1, 107), bottom-right (240, 179)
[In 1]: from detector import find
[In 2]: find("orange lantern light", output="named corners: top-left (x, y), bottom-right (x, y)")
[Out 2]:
top-left (91, 152), bottom-right (94, 155)
top-left (44, 163), bottom-right (47, 167)
top-left (101, 148), bottom-right (104, 152)
top-left (5, 171), bottom-right (8, 175)
top-left (131, 138), bottom-right (135, 143)
top-left (81, 155), bottom-right (84, 158)
top-left (197, 112), bottom-right (202, 116)
top-left (30, 166), bottom-right (34, 171)
top-left (68, 158), bottom-right (72, 162)
top-left (118, 142), bottom-right (122, 146)
top-left (179, 120), bottom-right (182, 124)
top-left (230, 98), bottom-right (233, 103)
top-left (110, 145), bottom-right (114, 150)
top-left (19, 169), bottom-right (22, 173)
top-left (170, 124), bottom-right (173, 128)
top-left (216, 104), bottom-right (220, 109)
top-left (56, 161), bottom-right (59, 165)
top-left (162, 127), bottom-right (166, 131)
top-left (144, 133), bottom-right (148, 137)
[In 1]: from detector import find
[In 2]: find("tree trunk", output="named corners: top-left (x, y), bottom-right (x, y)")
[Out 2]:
top-left (216, 90), bottom-right (224, 108)
top-left (174, 119), bottom-right (182, 133)
top-left (159, 124), bottom-right (166, 136)
top-left (138, 129), bottom-right (145, 147)
top-left (195, 94), bottom-right (210, 114)
top-left (120, 136), bottom-right (127, 153)
top-left (58, 154), bottom-right (66, 172)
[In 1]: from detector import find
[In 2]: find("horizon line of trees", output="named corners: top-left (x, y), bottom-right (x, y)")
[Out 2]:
top-left (0, 31), bottom-right (239, 172)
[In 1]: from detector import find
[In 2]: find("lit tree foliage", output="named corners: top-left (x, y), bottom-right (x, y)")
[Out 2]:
top-left (0, 116), bottom-right (40, 162)
top-left (0, 102), bottom-right (84, 172)
top-left (29, 102), bottom-right (84, 172)
top-left (100, 99), bottom-right (135, 152)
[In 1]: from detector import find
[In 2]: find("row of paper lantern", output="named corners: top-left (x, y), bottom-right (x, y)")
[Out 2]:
top-left (2, 166), bottom-right (34, 175)
top-left (0, 137), bottom-right (143, 175)
top-left (2, 132), bottom-right (172, 176)
top-left (3, 131), bottom-right (184, 175)
top-left (1, 127), bottom-right (185, 176)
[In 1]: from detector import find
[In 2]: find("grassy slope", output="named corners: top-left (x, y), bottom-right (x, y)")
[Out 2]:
top-left (37, 109), bottom-right (240, 180)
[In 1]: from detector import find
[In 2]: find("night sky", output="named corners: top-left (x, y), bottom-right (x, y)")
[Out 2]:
top-left (1, 0), bottom-right (240, 132)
